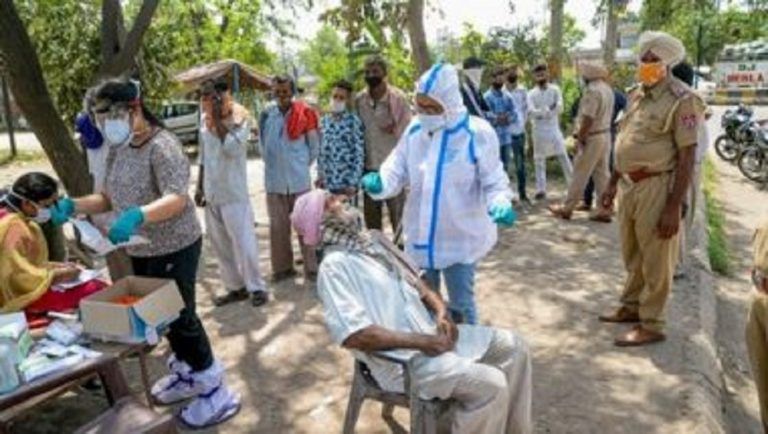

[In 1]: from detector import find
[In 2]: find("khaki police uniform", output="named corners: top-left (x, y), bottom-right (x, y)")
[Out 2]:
top-left (563, 80), bottom-right (615, 212)
top-left (613, 76), bottom-right (703, 332)
top-left (746, 220), bottom-right (768, 433)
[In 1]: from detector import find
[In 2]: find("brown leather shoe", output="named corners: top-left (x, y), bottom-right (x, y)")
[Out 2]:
top-left (547, 204), bottom-right (572, 220)
top-left (589, 213), bottom-right (612, 223)
top-left (614, 325), bottom-right (666, 347)
top-left (575, 202), bottom-right (592, 212)
top-left (598, 307), bottom-right (640, 323)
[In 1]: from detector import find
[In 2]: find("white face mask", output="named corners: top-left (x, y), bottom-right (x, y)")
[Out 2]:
top-left (418, 113), bottom-right (447, 134)
top-left (103, 117), bottom-right (133, 147)
top-left (465, 68), bottom-right (483, 86)
top-left (330, 100), bottom-right (346, 113)
top-left (33, 207), bottom-right (51, 224)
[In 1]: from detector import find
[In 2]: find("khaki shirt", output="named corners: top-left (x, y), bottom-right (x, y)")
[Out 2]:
top-left (355, 86), bottom-right (412, 170)
top-left (615, 77), bottom-right (704, 174)
top-left (755, 221), bottom-right (768, 274)
top-left (578, 80), bottom-right (615, 134)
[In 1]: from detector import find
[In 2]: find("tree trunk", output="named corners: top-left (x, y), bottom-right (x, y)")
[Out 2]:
top-left (0, 0), bottom-right (90, 196)
top-left (406, 0), bottom-right (431, 74)
top-left (603, 0), bottom-right (619, 67)
top-left (98, 0), bottom-right (159, 78)
top-left (549, 0), bottom-right (564, 80)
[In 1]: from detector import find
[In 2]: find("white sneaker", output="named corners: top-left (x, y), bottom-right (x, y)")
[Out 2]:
top-left (178, 361), bottom-right (241, 428)
top-left (151, 355), bottom-right (203, 405)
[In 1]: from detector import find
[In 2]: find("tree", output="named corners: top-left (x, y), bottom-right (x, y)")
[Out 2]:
top-left (406, 0), bottom-right (430, 73)
top-left (298, 26), bottom-right (350, 100)
top-left (548, 0), bottom-right (565, 79)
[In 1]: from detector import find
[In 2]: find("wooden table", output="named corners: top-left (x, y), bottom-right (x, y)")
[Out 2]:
top-left (0, 340), bottom-right (153, 433)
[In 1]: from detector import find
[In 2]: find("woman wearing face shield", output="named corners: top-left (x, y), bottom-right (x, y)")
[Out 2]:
top-left (361, 63), bottom-right (516, 325)
top-left (52, 77), bottom-right (240, 428)
top-left (0, 173), bottom-right (87, 311)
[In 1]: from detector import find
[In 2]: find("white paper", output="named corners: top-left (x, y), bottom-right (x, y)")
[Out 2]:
top-left (70, 219), bottom-right (149, 256)
top-left (52, 269), bottom-right (103, 292)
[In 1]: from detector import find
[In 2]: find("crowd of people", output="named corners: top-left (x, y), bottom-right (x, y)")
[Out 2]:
top-left (3, 28), bottom-right (768, 432)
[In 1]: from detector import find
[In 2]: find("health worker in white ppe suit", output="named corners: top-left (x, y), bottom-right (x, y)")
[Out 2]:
top-left (361, 63), bottom-right (516, 325)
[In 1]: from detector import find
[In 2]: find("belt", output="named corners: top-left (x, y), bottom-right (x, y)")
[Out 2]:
top-left (588, 129), bottom-right (610, 136)
top-left (620, 169), bottom-right (667, 184)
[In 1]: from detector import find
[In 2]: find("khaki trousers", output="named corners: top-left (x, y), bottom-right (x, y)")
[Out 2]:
top-left (563, 134), bottom-right (610, 213)
top-left (746, 293), bottom-right (768, 433)
top-left (363, 191), bottom-right (405, 233)
top-left (266, 193), bottom-right (317, 276)
top-left (617, 174), bottom-right (678, 332)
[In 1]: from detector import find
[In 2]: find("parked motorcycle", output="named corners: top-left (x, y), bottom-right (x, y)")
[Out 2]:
top-left (737, 122), bottom-right (768, 184)
top-left (715, 104), bottom-right (753, 162)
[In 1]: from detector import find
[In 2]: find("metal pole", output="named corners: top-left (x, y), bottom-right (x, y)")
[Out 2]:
top-left (1, 74), bottom-right (16, 157)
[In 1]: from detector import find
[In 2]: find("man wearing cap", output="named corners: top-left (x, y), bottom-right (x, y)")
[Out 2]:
top-left (599, 31), bottom-right (705, 346)
top-left (195, 78), bottom-right (269, 307)
top-left (746, 220), bottom-right (768, 432)
top-left (460, 56), bottom-right (491, 119)
top-left (359, 63), bottom-right (516, 325)
top-left (548, 61), bottom-right (614, 221)
top-left (290, 190), bottom-right (532, 434)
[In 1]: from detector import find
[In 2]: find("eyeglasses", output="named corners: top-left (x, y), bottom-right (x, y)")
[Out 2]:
top-left (93, 103), bottom-right (130, 120)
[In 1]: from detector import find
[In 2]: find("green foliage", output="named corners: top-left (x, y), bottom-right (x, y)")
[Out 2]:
top-left (13, 0), bottom-right (275, 129)
top-left (702, 157), bottom-right (732, 275)
top-left (541, 14), bottom-right (587, 58)
top-left (640, 1), bottom-right (768, 65)
top-left (298, 25), bottom-right (351, 103)
top-left (559, 67), bottom-right (581, 131)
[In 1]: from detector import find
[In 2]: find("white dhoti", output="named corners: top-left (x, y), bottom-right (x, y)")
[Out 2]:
top-left (205, 201), bottom-right (266, 293)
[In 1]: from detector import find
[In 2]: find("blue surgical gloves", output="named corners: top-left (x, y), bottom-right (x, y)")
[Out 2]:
top-left (50, 197), bottom-right (75, 226)
top-left (360, 172), bottom-right (384, 195)
top-left (108, 207), bottom-right (145, 244)
top-left (489, 202), bottom-right (517, 227)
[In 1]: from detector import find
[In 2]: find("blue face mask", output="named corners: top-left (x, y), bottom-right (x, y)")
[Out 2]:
top-left (103, 117), bottom-right (133, 148)
top-left (6, 189), bottom-right (51, 223)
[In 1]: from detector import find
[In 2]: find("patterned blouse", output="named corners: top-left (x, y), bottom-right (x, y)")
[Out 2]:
top-left (319, 112), bottom-right (365, 192)
top-left (105, 129), bottom-right (201, 258)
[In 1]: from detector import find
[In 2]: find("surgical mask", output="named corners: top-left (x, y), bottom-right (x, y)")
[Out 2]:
top-left (465, 68), bottom-right (483, 86)
top-left (365, 76), bottom-right (383, 88)
top-left (638, 62), bottom-right (666, 87)
top-left (330, 100), bottom-right (346, 113)
top-left (103, 117), bottom-right (133, 147)
top-left (418, 113), bottom-right (447, 134)
top-left (32, 207), bottom-right (51, 224)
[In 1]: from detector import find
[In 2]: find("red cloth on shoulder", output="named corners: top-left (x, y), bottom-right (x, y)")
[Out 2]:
top-left (286, 101), bottom-right (319, 141)
top-left (24, 280), bottom-right (107, 329)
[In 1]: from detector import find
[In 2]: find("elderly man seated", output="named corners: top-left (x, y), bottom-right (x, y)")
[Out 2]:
top-left (291, 190), bottom-right (532, 434)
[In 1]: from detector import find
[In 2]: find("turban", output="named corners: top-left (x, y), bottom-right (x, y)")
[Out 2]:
top-left (578, 60), bottom-right (609, 80)
top-left (638, 31), bottom-right (686, 66)
top-left (290, 189), bottom-right (327, 247)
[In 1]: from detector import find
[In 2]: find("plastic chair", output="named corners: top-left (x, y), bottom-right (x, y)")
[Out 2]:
top-left (342, 352), bottom-right (452, 434)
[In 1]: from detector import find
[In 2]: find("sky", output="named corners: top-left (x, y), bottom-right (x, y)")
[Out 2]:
top-left (271, 0), bottom-right (643, 53)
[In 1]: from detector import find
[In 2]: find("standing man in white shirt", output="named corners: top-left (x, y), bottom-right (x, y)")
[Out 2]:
top-left (527, 64), bottom-right (573, 200)
top-left (506, 66), bottom-right (530, 203)
top-left (195, 78), bottom-right (269, 307)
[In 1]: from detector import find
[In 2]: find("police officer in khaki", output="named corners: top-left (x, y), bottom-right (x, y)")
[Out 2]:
top-left (549, 60), bottom-right (614, 221)
top-left (599, 31), bottom-right (704, 346)
top-left (746, 220), bottom-right (768, 433)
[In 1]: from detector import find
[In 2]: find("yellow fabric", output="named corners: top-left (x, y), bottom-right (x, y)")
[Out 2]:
top-left (0, 213), bottom-right (52, 312)
top-left (578, 80), bottom-right (614, 133)
top-left (563, 135), bottom-right (610, 212)
top-left (754, 220), bottom-right (768, 275)
top-left (615, 77), bottom-right (703, 174)
top-left (746, 293), bottom-right (768, 432)
top-left (617, 174), bottom-right (678, 332)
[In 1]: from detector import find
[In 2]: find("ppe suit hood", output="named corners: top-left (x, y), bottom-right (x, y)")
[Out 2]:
top-left (416, 63), bottom-right (468, 127)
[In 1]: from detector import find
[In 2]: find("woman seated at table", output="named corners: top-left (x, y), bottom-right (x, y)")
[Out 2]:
top-left (0, 172), bottom-right (102, 317)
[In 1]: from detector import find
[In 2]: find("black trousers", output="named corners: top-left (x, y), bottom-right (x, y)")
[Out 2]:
top-left (131, 238), bottom-right (213, 372)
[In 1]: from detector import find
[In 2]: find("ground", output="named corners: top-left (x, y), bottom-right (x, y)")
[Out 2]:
top-left (0, 105), bottom-right (765, 433)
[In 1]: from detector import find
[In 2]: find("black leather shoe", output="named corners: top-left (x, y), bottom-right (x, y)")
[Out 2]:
top-left (214, 288), bottom-right (249, 307)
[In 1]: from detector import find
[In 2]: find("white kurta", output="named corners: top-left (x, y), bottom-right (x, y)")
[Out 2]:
top-left (372, 115), bottom-right (512, 270)
top-left (527, 84), bottom-right (566, 159)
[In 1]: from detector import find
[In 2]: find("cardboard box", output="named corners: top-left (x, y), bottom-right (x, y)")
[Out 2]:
top-left (80, 277), bottom-right (184, 344)
top-left (0, 313), bottom-right (32, 364)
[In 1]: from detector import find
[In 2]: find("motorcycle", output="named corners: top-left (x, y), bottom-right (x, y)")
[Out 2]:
top-left (715, 104), bottom-right (753, 162)
top-left (737, 122), bottom-right (768, 184)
